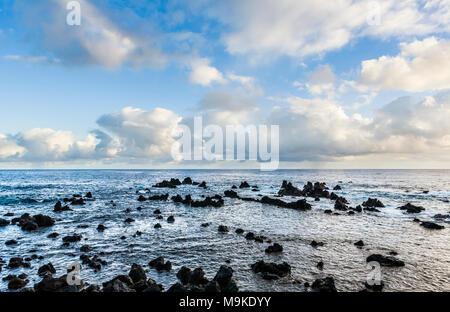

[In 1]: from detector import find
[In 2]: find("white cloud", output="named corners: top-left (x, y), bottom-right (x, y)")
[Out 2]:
top-left (205, 0), bottom-right (450, 59)
top-left (360, 37), bottom-right (450, 91)
top-left (188, 58), bottom-right (226, 86)
top-left (3, 55), bottom-right (60, 64)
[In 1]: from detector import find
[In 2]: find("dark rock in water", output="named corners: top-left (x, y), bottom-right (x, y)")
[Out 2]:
top-left (334, 199), bottom-right (348, 211)
top-left (389, 251), bottom-right (398, 256)
top-left (317, 261), bottom-right (324, 270)
top-left (80, 245), bottom-right (91, 252)
top-left (362, 198), bottom-right (385, 208)
top-left (218, 225), bottom-right (229, 233)
top-left (47, 232), bottom-right (59, 238)
top-left (201, 222), bottom-right (210, 227)
top-left (53, 201), bottom-right (72, 212)
top-left (251, 261), bottom-right (291, 280)
top-left (153, 209), bottom-right (161, 214)
top-left (231, 185), bottom-right (237, 189)
top-left (224, 190), bottom-right (239, 198)
top-left (364, 207), bottom-right (381, 212)
top-left (0, 218), bottom-right (10, 226)
top-left (420, 221), bottom-right (444, 230)
top-left (35, 274), bottom-right (82, 292)
top-left (5, 239), bottom-right (18, 246)
top-left (245, 232), bottom-right (255, 240)
top-left (80, 254), bottom-right (107, 272)
top-left (315, 197), bottom-right (320, 201)
top-left (176, 266), bottom-right (192, 285)
top-left (265, 243), bottom-right (283, 253)
top-left (310, 240), bottom-right (325, 248)
top-left (235, 228), bottom-right (244, 234)
top-left (167, 216), bottom-right (175, 223)
top-left (182, 177), bottom-right (193, 185)
top-left (129, 263), bottom-right (146, 284)
top-left (136, 206), bottom-right (142, 211)
top-left (434, 214), bottom-right (450, 219)
top-left (153, 178), bottom-right (181, 188)
top-left (354, 240), bottom-right (364, 247)
top-left (239, 181), bottom-right (250, 188)
top-left (124, 217), bottom-right (135, 223)
top-left (398, 203), bottom-right (425, 213)
top-left (190, 268), bottom-right (208, 286)
top-left (85, 192), bottom-right (93, 199)
top-left (213, 265), bottom-right (238, 292)
top-left (303, 181), bottom-right (329, 198)
top-left (413, 218), bottom-right (421, 222)
top-left (97, 224), bottom-right (106, 232)
top-left (324, 209), bottom-right (332, 214)
top-left (149, 193), bottom-right (169, 201)
top-left (4, 212), bottom-right (14, 217)
top-left (366, 254), bottom-right (405, 267)
top-left (365, 281), bottom-right (384, 292)
top-left (260, 196), bottom-right (311, 210)
top-left (190, 195), bottom-right (224, 208)
top-left (278, 181), bottom-right (304, 196)
top-left (149, 256), bottom-right (172, 271)
top-left (137, 195), bottom-right (147, 202)
top-left (102, 275), bottom-right (135, 293)
top-left (33, 214), bottom-right (55, 227)
top-left (8, 257), bottom-right (30, 269)
top-left (311, 277), bottom-right (337, 292)
top-left (333, 185), bottom-right (342, 190)
top-left (62, 234), bottom-right (82, 243)
top-left (70, 197), bottom-right (85, 205)
top-left (38, 263), bottom-right (56, 276)
top-left (154, 223), bottom-right (161, 229)
top-left (354, 205), bottom-right (363, 212)
top-left (8, 277), bottom-right (28, 290)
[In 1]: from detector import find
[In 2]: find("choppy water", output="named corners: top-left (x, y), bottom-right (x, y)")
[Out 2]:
top-left (0, 169), bottom-right (449, 292)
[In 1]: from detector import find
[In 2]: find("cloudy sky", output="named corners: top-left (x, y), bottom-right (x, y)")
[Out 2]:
top-left (0, 0), bottom-right (450, 169)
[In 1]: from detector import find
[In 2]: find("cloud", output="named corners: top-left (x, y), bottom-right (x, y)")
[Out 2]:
top-left (360, 37), bottom-right (450, 91)
top-left (205, 0), bottom-right (450, 59)
top-left (188, 58), bottom-right (226, 86)
top-left (3, 55), bottom-right (61, 64)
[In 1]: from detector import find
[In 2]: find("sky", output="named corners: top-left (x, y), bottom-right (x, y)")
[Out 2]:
top-left (0, 0), bottom-right (450, 169)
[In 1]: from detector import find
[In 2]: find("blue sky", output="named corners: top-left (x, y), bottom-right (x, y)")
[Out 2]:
top-left (0, 0), bottom-right (450, 168)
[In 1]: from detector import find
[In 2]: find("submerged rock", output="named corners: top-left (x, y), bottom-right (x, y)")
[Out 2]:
top-left (149, 256), bottom-right (172, 271)
top-left (354, 240), bottom-right (364, 247)
top-left (311, 277), bottom-right (337, 292)
top-left (265, 243), bottom-right (283, 253)
top-left (362, 198), bottom-right (385, 208)
top-left (398, 203), bottom-right (425, 213)
top-left (420, 221), bottom-right (444, 230)
top-left (366, 254), bottom-right (405, 267)
top-left (239, 181), bottom-right (250, 188)
top-left (251, 261), bottom-right (291, 280)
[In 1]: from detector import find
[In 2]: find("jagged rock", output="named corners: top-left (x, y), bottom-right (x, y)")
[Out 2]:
top-left (366, 254), bottom-right (405, 267)
top-left (154, 223), bottom-right (161, 229)
top-left (0, 218), bottom-right (10, 226)
top-left (333, 185), bottom-right (342, 190)
top-left (190, 268), bottom-right (208, 286)
top-left (85, 192), bottom-right (93, 199)
top-left (176, 266), bottom-right (192, 285)
top-left (97, 224), bottom-right (106, 232)
top-left (124, 218), bottom-right (135, 223)
top-left (265, 243), bottom-right (283, 253)
top-left (239, 181), bottom-right (250, 188)
top-left (251, 261), bottom-right (291, 280)
top-left (129, 263), bottom-right (146, 284)
top-left (224, 190), bottom-right (239, 198)
top-left (218, 225), bottom-right (229, 233)
top-left (167, 216), bottom-right (175, 223)
top-left (8, 277), bottom-right (28, 290)
top-left (260, 196), bottom-right (311, 210)
top-left (35, 275), bottom-right (82, 292)
top-left (198, 181), bottom-right (207, 188)
top-left (5, 239), bottom-right (18, 246)
top-left (278, 181), bottom-right (304, 196)
top-left (62, 234), bottom-right (82, 243)
top-left (354, 240), bottom-right (364, 247)
top-left (362, 198), bottom-right (384, 208)
top-left (317, 261), bottom-right (324, 270)
top-left (311, 277), bottom-right (337, 292)
top-left (420, 221), bottom-right (444, 230)
top-left (7, 257), bottom-right (30, 269)
top-left (54, 201), bottom-right (71, 212)
top-left (149, 256), bottom-right (172, 271)
top-left (310, 240), bottom-right (325, 248)
top-left (182, 177), bottom-right (193, 185)
top-left (398, 203), bottom-right (425, 213)
top-left (137, 195), bottom-right (147, 202)
top-left (334, 199), bottom-right (348, 211)
top-left (213, 265), bottom-right (238, 292)
top-left (38, 263), bottom-right (56, 276)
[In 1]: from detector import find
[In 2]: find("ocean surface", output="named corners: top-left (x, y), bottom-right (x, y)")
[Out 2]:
top-left (0, 169), bottom-right (449, 292)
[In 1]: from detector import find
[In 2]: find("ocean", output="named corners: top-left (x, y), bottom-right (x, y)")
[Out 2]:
top-left (0, 169), bottom-right (449, 292)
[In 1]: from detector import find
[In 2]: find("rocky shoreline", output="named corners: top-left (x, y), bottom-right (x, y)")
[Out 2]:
top-left (0, 177), bottom-right (448, 292)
